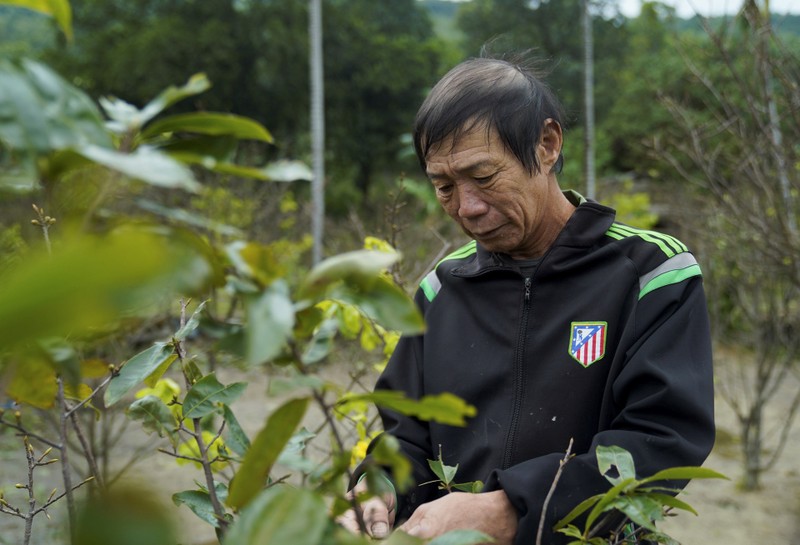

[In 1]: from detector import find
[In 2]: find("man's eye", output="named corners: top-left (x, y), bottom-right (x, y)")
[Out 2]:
top-left (474, 175), bottom-right (493, 184)
top-left (436, 185), bottom-right (453, 196)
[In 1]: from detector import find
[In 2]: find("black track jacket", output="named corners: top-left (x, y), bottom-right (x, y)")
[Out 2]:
top-left (371, 192), bottom-right (715, 545)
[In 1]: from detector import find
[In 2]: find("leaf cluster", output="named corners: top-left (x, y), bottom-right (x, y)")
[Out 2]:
top-left (554, 446), bottom-right (727, 545)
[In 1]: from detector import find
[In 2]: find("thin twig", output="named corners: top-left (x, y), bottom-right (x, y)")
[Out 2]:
top-left (536, 438), bottom-right (574, 545)
top-left (56, 378), bottom-right (76, 537)
top-left (0, 416), bottom-right (62, 451)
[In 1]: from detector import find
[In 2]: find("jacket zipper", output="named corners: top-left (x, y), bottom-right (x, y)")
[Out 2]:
top-left (503, 276), bottom-right (532, 469)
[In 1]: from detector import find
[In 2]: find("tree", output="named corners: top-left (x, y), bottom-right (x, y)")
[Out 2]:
top-left (322, 0), bottom-right (442, 200)
top-left (655, 2), bottom-right (800, 490)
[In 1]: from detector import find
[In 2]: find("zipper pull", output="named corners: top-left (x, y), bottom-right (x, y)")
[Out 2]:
top-left (524, 277), bottom-right (531, 301)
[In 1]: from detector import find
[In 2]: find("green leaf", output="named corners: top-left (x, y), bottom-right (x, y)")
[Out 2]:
top-left (226, 397), bottom-right (309, 509)
top-left (0, 228), bottom-right (213, 356)
top-left (128, 395), bottom-right (177, 442)
top-left (167, 152), bottom-right (272, 181)
top-left (555, 525), bottom-right (584, 539)
top-left (141, 112), bottom-right (273, 143)
top-left (223, 486), bottom-right (326, 545)
top-left (0, 58), bottom-right (110, 157)
top-left (5, 352), bottom-right (57, 409)
top-left (244, 280), bottom-right (295, 366)
top-left (105, 344), bottom-right (176, 406)
top-left (175, 301), bottom-right (208, 341)
top-left (451, 480), bottom-right (483, 493)
top-left (138, 74), bottom-right (211, 127)
top-left (275, 427), bottom-right (317, 473)
top-left (222, 404), bottom-right (251, 457)
top-left (554, 494), bottom-right (604, 530)
top-left (609, 496), bottom-right (663, 532)
top-left (37, 337), bottom-right (80, 387)
top-left (301, 318), bottom-right (339, 365)
top-left (338, 391), bottom-right (476, 426)
top-left (136, 199), bottom-right (243, 237)
top-left (585, 478), bottom-right (637, 531)
top-left (643, 493), bottom-right (698, 516)
top-left (262, 159), bottom-right (313, 182)
top-left (641, 466), bottom-right (729, 484)
top-left (0, 0), bottom-right (72, 41)
top-left (369, 434), bottom-right (412, 492)
top-left (428, 458), bottom-right (458, 486)
top-left (75, 144), bottom-right (200, 192)
top-left (596, 445), bottom-right (637, 484)
top-left (299, 250), bottom-right (400, 300)
top-left (173, 485), bottom-right (227, 528)
top-left (267, 374), bottom-right (326, 397)
top-left (182, 374), bottom-right (247, 419)
top-left (158, 134), bottom-right (238, 161)
top-left (330, 276), bottom-right (425, 335)
top-left (142, 352), bottom-right (178, 388)
top-left (428, 529), bottom-right (495, 545)
top-left (383, 531), bottom-right (424, 545)
top-left (99, 75), bottom-right (211, 134)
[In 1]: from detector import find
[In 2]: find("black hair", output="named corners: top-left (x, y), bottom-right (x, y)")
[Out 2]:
top-left (413, 55), bottom-right (565, 175)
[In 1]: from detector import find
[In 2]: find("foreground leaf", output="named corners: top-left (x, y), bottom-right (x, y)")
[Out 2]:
top-left (223, 486), bottom-right (326, 545)
top-left (1, 0), bottom-right (73, 40)
top-left (338, 391), bottom-right (476, 426)
top-left (0, 58), bottom-right (109, 157)
top-left (299, 250), bottom-right (400, 300)
top-left (0, 226), bottom-right (216, 357)
top-left (226, 397), bottom-right (309, 509)
top-left (75, 144), bottom-right (200, 192)
top-left (141, 112), bottom-right (273, 143)
top-left (428, 529), bottom-right (495, 545)
top-left (244, 280), bottom-right (295, 366)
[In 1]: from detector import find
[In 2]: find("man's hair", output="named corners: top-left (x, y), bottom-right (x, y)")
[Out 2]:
top-left (413, 56), bottom-right (565, 175)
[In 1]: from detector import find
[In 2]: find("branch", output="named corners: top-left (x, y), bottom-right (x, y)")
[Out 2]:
top-left (56, 378), bottom-right (77, 538)
top-left (536, 438), bottom-right (574, 545)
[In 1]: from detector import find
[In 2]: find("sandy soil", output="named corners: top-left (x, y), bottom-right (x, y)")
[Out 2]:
top-left (659, 367), bottom-right (800, 544)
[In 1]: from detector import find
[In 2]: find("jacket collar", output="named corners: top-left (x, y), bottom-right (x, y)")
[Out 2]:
top-left (452, 190), bottom-right (616, 277)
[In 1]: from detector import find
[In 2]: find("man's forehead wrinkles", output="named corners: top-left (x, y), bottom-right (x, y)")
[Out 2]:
top-left (426, 158), bottom-right (494, 178)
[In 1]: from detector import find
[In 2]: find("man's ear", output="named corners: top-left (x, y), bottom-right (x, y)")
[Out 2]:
top-left (537, 118), bottom-right (563, 173)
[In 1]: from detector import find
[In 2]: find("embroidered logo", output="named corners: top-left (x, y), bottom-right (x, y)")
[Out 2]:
top-left (569, 322), bottom-right (607, 367)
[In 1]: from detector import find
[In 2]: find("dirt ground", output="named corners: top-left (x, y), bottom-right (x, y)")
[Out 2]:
top-left (1, 358), bottom-right (799, 545)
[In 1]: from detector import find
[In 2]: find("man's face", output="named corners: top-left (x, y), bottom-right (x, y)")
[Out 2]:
top-left (424, 124), bottom-right (563, 259)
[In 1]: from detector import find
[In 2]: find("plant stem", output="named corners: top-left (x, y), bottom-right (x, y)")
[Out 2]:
top-left (68, 413), bottom-right (105, 491)
top-left (536, 438), bottom-right (574, 545)
top-left (23, 437), bottom-right (36, 545)
top-left (175, 298), bottom-right (229, 533)
top-left (56, 378), bottom-right (76, 538)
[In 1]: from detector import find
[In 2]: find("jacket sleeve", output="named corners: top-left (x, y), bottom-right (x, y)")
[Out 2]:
top-left (484, 276), bottom-right (715, 545)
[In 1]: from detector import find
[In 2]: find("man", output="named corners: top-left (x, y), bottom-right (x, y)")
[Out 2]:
top-left (339, 56), bottom-right (715, 545)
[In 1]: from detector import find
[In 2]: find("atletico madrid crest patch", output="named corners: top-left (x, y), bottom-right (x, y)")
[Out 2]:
top-left (569, 322), bottom-right (607, 367)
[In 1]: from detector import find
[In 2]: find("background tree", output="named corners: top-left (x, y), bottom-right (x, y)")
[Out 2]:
top-left (655, 2), bottom-right (800, 489)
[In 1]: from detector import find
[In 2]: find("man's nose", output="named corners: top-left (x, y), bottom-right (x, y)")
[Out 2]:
top-left (457, 185), bottom-right (489, 219)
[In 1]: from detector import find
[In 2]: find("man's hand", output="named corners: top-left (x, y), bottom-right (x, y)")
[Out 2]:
top-left (398, 490), bottom-right (517, 545)
top-left (337, 480), bottom-right (396, 539)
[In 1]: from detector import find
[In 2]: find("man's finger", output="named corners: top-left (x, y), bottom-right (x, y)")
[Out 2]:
top-left (364, 498), bottom-right (391, 538)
